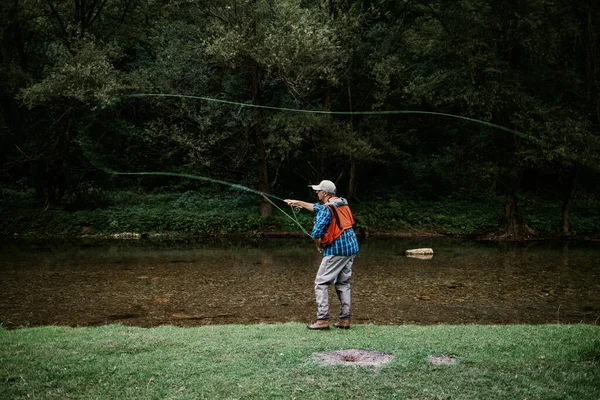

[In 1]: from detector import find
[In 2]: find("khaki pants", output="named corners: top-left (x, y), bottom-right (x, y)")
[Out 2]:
top-left (314, 254), bottom-right (355, 320)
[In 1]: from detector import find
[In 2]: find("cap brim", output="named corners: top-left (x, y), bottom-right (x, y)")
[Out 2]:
top-left (308, 185), bottom-right (321, 190)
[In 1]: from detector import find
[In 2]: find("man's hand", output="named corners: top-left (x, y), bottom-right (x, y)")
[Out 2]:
top-left (284, 199), bottom-right (295, 206)
top-left (313, 238), bottom-right (322, 253)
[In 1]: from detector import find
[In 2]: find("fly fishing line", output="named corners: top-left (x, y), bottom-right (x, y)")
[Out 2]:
top-left (96, 91), bottom-right (572, 237)
top-left (125, 93), bottom-right (542, 145)
top-left (90, 161), bottom-right (312, 237)
top-left (125, 93), bottom-right (596, 166)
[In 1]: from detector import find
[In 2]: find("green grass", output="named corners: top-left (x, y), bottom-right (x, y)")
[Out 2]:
top-left (1, 324), bottom-right (598, 399)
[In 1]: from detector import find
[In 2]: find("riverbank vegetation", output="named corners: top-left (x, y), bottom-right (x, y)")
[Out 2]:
top-left (2, 1), bottom-right (599, 239)
top-left (1, 186), bottom-right (599, 239)
top-left (1, 323), bottom-right (598, 399)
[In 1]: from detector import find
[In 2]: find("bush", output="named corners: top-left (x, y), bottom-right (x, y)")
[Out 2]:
top-left (1, 189), bottom-right (599, 239)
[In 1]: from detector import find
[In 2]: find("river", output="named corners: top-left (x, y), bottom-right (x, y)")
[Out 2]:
top-left (1, 237), bottom-right (599, 328)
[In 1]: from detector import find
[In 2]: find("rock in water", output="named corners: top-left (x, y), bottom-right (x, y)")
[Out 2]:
top-left (407, 254), bottom-right (433, 260)
top-left (406, 248), bottom-right (434, 255)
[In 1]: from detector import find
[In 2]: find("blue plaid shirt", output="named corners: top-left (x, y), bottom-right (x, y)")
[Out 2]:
top-left (312, 203), bottom-right (359, 257)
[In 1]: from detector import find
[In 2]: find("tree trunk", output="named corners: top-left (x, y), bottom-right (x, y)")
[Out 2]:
top-left (584, 0), bottom-right (594, 103)
top-left (348, 157), bottom-right (357, 200)
top-left (250, 63), bottom-right (272, 217)
top-left (30, 111), bottom-right (73, 209)
top-left (560, 167), bottom-right (579, 237)
top-left (255, 123), bottom-right (272, 217)
top-left (346, 81), bottom-right (357, 200)
top-left (32, 160), bottom-right (67, 210)
top-left (323, 85), bottom-right (332, 116)
top-left (500, 192), bottom-right (535, 238)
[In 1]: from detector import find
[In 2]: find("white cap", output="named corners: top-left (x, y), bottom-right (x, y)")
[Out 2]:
top-left (308, 180), bottom-right (336, 194)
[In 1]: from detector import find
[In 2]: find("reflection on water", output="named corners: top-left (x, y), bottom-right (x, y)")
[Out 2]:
top-left (0, 238), bottom-right (599, 328)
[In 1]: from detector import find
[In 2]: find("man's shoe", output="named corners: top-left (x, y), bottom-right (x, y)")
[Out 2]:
top-left (333, 319), bottom-right (350, 329)
top-left (307, 320), bottom-right (330, 330)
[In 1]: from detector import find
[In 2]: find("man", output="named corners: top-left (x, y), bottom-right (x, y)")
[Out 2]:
top-left (284, 180), bottom-right (359, 330)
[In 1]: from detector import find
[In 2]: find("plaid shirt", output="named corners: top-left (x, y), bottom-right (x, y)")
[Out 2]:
top-left (312, 203), bottom-right (359, 257)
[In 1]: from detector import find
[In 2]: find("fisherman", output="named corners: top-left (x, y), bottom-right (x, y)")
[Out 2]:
top-left (284, 180), bottom-right (359, 330)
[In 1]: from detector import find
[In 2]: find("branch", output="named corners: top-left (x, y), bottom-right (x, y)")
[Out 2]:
top-left (118, 0), bottom-right (134, 24)
top-left (88, 0), bottom-right (109, 28)
top-left (43, 0), bottom-right (71, 50)
top-left (416, 0), bottom-right (454, 39)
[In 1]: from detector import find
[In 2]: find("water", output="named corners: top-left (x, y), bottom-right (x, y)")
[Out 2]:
top-left (1, 238), bottom-right (599, 328)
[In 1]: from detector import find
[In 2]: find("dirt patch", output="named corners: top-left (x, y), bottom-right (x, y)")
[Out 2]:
top-left (428, 354), bottom-right (459, 365)
top-left (312, 349), bottom-right (393, 367)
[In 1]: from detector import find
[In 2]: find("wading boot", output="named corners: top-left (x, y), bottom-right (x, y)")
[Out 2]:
top-left (307, 320), bottom-right (330, 330)
top-left (333, 319), bottom-right (350, 329)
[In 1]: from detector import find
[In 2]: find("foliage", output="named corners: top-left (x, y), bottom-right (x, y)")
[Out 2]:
top-left (1, 188), bottom-right (598, 239)
top-left (1, 0), bottom-right (599, 233)
top-left (201, 0), bottom-right (342, 89)
top-left (18, 39), bottom-right (122, 107)
top-left (354, 195), bottom-right (504, 235)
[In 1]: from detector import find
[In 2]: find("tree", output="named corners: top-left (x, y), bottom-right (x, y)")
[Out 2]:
top-left (136, 0), bottom-right (344, 216)
top-left (365, 0), bottom-right (600, 237)
top-left (2, 0), bottom-right (148, 207)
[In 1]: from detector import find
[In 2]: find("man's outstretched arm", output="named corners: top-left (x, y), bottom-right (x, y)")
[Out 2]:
top-left (284, 199), bottom-right (314, 212)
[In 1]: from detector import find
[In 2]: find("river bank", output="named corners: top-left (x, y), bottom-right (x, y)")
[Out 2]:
top-left (2, 189), bottom-right (599, 241)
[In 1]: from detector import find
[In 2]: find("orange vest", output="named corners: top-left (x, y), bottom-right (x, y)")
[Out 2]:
top-left (320, 204), bottom-right (355, 246)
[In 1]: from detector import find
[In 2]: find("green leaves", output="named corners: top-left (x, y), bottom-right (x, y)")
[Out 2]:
top-left (2, 0), bottom-right (599, 225)
top-left (19, 39), bottom-right (122, 107)
top-left (202, 0), bottom-right (342, 89)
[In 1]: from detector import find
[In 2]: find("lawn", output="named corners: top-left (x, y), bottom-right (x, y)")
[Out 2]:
top-left (1, 323), bottom-right (598, 399)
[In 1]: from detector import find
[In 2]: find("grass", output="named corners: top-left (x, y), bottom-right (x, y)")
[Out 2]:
top-left (1, 323), bottom-right (599, 399)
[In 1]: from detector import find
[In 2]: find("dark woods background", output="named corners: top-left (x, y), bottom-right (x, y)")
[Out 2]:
top-left (1, 0), bottom-right (599, 236)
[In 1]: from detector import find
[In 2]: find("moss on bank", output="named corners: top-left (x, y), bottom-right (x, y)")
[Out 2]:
top-left (1, 188), bottom-right (599, 240)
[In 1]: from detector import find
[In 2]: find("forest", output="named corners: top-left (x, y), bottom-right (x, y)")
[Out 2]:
top-left (1, 0), bottom-right (599, 239)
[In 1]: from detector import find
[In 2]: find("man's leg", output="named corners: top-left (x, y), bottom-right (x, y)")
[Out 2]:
top-left (334, 255), bottom-right (354, 320)
top-left (314, 255), bottom-right (352, 320)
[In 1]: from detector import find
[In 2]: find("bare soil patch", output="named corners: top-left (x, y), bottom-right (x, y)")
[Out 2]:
top-left (428, 354), bottom-right (459, 365)
top-left (312, 349), bottom-right (394, 367)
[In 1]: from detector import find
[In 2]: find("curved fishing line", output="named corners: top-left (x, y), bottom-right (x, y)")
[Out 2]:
top-left (115, 92), bottom-right (573, 234)
top-left (264, 196), bottom-right (312, 237)
top-left (100, 166), bottom-right (281, 200)
top-left (93, 164), bottom-right (312, 237)
top-left (129, 93), bottom-right (597, 167)
top-left (125, 93), bottom-right (534, 141)
top-left (120, 92), bottom-right (539, 236)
